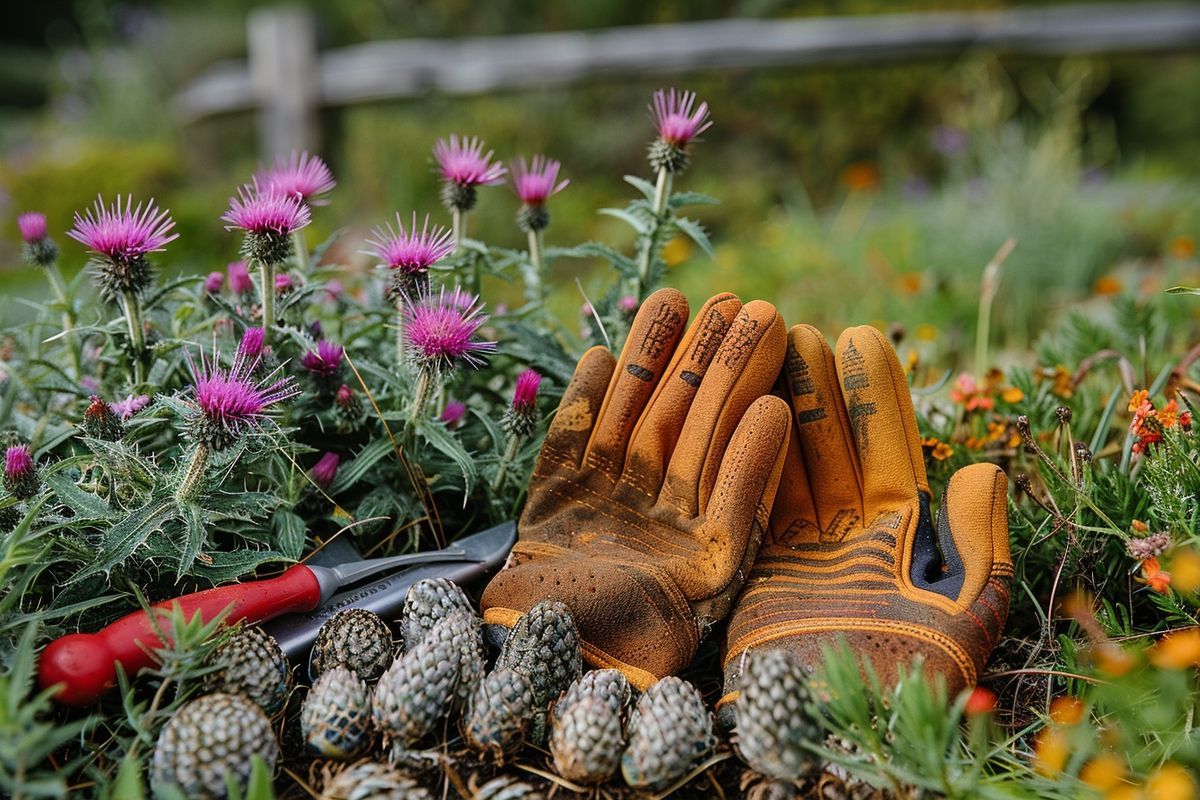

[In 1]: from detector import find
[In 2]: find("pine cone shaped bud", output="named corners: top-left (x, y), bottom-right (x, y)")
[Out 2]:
top-left (733, 649), bottom-right (819, 780)
top-left (516, 204), bottom-right (550, 234)
top-left (440, 180), bottom-right (478, 214)
top-left (443, 609), bottom-right (486, 707)
top-left (552, 669), bottom-right (632, 724)
top-left (622, 676), bottom-right (715, 791)
top-left (319, 760), bottom-right (432, 800)
top-left (303, 666), bottom-right (373, 760)
top-left (82, 396), bottom-right (123, 441)
top-left (151, 692), bottom-right (279, 800)
top-left (23, 238), bottom-right (59, 267)
top-left (312, 608), bottom-right (395, 683)
top-left (400, 577), bottom-right (475, 652)
top-left (202, 625), bottom-right (291, 715)
top-left (371, 612), bottom-right (470, 748)
top-left (240, 230), bottom-right (293, 265)
top-left (550, 694), bottom-right (625, 784)
top-left (463, 667), bottom-right (535, 759)
top-left (648, 138), bottom-right (691, 175)
top-left (94, 254), bottom-right (153, 300)
top-left (471, 774), bottom-right (546, 800)
top-left (496, 600), bottom-right (583, 709)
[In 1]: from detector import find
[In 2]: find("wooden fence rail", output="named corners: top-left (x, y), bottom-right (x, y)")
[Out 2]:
top-left (172, 3), bottom-right (1200, 157)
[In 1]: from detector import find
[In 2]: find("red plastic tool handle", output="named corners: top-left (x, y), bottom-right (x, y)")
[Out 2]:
top-left (38, 564), bottom-right (322, 706)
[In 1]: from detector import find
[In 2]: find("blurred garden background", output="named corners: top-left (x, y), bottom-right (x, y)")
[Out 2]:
top-left (3, 0), bottom-right (1200, 371)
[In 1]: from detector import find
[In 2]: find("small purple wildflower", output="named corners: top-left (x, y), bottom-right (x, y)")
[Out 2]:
top-left (325, 279), bottom-right (344, 301)
top-left (111, 394), bottom-right (151, 420)
top-left (648, 88), bottom-right (712, 173)
top-left (311, 452), bottom-right (340, 488)
top-left (222, 182), bottom-right (311, 264)
top-left (931, 125), bottom-right (968, 158)
top-left (81, 376), bottom-right (101, 393)
top-left (335, 384), bottom-right (355, 409)
top-left (185, 347), bottom-right (299, 450)
top-left (301, 340), bottom-right (344, 378)
top-left (434, 135), bottom-right (506, 187)
top-left (510, 156), bottom-right (568, 206)
top-left (68, 195), bottom-right (179, 264)
top-left (365, 213), bottom-right (455, 274)
top-left (440, 400), bottom-right (467, 427)
top-left (512, 369), bottom-right (541, 412)
top-left (402, 286), bottom-right (497, 373)
top-left (257, 151), bottom-right (336, 205)
top-left (617, 296), bottom-right (639, 315)
top-left (203, 271), bottom-right (225, 294)
top-left (274, 272), bottom-right (294, 293)
top-left (3, 444), bottom-right (39, 500)
top-left (238, 327), bottom-right (266, 360)
top-left (651, 88), bottom-right (712, 146)
top-left (18, 212), bottom-right (48, 243)
top-left (227, 261), bottom-right (254, 294)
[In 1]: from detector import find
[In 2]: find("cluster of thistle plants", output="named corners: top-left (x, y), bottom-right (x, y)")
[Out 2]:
top-left (3, 77), bottom-right (1200, 798)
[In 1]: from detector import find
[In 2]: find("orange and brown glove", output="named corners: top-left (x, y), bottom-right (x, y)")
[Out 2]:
top-left (719, 324), bottom-right (1012, 717)
top-left (481, 288), bottom-right (791, 690)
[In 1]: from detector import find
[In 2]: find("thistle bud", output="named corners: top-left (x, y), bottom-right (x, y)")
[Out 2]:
top-left (203, 271), bottom-right (225, 295)
top-left (237, 327), bottom-right (266, 361)
top-left (440, 400), bottom-right (467, 429)
top-left (4, 445), bottom-right (40, 500)
top-left (227, 260), bottom-right (254, 295)
top-left (82, 396), bottom-right (123, 441)
top-left (18, 212), bottom-right (59, 267)
top-left (502, 369), bottom-right (542, 437)
top-left (312, 452), bottom-right (340, 489)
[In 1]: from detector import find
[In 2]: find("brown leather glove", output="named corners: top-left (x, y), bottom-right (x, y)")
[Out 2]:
top-left (482, 288), bottom-right (791, 689)
top-left (719, 324), bottom-right (1012, 716)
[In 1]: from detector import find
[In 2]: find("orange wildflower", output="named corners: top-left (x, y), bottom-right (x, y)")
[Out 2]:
top-left (1128, 389), bottom-right (1150, 414)
top-left (1148, 627), bottom-right (1200, 670)
top-left (1169, 235), bottom-right (1197, 260)
top-left (964, 686), bottom-right (996, 716)
top-left (1039, 364), bottom-right (1074, 398)
top-left (1049, 696), bottom-right (1086, 726)
top-left (1132, 519), bottom-right (1150, 534)
top-left (1081, 753), bottom-right (1128, 791)
top-left (840, 162), bottom-right (881, 192)
top-left (1032, 727), bottom-right (1070, 776)
top-left (1146, 761), bottom-right (1197, 799)
top-left (1170, 548), bottom-right (1200, 595)
top-left (1138, 558), bottom-right (1172, 594)
top-left (1094, 275), bottom-right (1123, 295)
top-left (922, 437), bottom-right (954, 461)
top-left (1001, 386), bottom-right (1024, 404)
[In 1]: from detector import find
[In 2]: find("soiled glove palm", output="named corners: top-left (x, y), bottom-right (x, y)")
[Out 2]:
top-left (482, 288), bottom-right (791, 690)
top-left (720, 324), bottom-right (1012, 715)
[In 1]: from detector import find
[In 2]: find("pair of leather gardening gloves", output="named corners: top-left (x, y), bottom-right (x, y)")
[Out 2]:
top-left (481, 289), bottom-right (1012, 710)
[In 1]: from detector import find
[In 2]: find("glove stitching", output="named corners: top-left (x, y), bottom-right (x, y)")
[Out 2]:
top-left (536, 482), bottom-right (699, 559)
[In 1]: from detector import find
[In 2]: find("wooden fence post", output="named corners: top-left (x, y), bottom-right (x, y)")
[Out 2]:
top-left (248, 7), bottom-right (319, 158)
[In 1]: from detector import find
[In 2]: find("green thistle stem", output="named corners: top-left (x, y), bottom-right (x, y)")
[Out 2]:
top-left (491, 434), bottom-right (522, 493)
top-left (526, 229), bottom-right (544, 301)
top-left (175, 444), bottom-right (209, 502)
top-left (120, 289), bottom-right (145, 385)
top-left (394, 298), bottom-right (406, 367)
top-left (635, 168), bottom-right (673, 300)
top-left (452, 208), bottom-right (466, 252)
top-left (410, 370), bottom-right (433, 425)
top-left (292, 230), bottom-right (309, 273)
top-left (45, 262), bottom-right (82, 380)
top-left (259, 260), bottom-right (276, 345)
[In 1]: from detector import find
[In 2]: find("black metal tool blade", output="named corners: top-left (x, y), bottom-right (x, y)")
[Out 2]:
top-left (263, 521), bottom-right (516, 661)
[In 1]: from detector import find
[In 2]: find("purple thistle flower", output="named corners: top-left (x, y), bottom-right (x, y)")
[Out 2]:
top-left (68, 195), bottom-right (179, 265)
top-left (222, 182), bottom-right (311, 265)
top-left (238, 327), bottom-right (266, 360)
top-left (111, 393), bottom-right (151, 420)
top-left (365, 212), bottom-right (454, 274)
top-left (511, 368), bottom-right (542, 412)
top-left (257, 150), bottom-right (336, 206)
top-left (227, 260), bottom-right (254, 294)
top-left (335, 384), bottom-right (355, 409)
top-left (440, 400), bottom-right (467, 427)
top-left (18, 212), bottom-right (48, 243)
top-left (503, 368), bottom-right (542, 436)
top-left (222, 182), bottom-right (311, 236)
top-left (651, 88), bottom-right (712, 146)
top-left (274, 272), bottom-right (294, 293)
top-left (301, 340), bottom-right (344, 378)
top-left (82, 396), bottom-right (123, 441)
top-left (18, 211), bottom-right (58, 266)
top-left (402, 286), bottom-right (497, 373)
top-left (311, 451), bottom-right (340, 488)
top-left (3, 444), bottom-right (39, 500)
top-left (434, 135), bottom-right (506, 187)
top-left (203, 271), bottom-right (225, 294)
top-left (510, 156), bottom-right (568, 206)
top-left (185, 347), bottom-right (299, 450)
top-left (617, 295), bottom-right (639, 315)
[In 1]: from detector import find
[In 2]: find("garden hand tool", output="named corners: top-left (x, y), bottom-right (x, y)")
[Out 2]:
top-left (39, 521), bottom-right (515, 706)
top-left (481, 287), bottom-right (792, 689)
top-left (718, 324), bottom-right (1012, 721)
